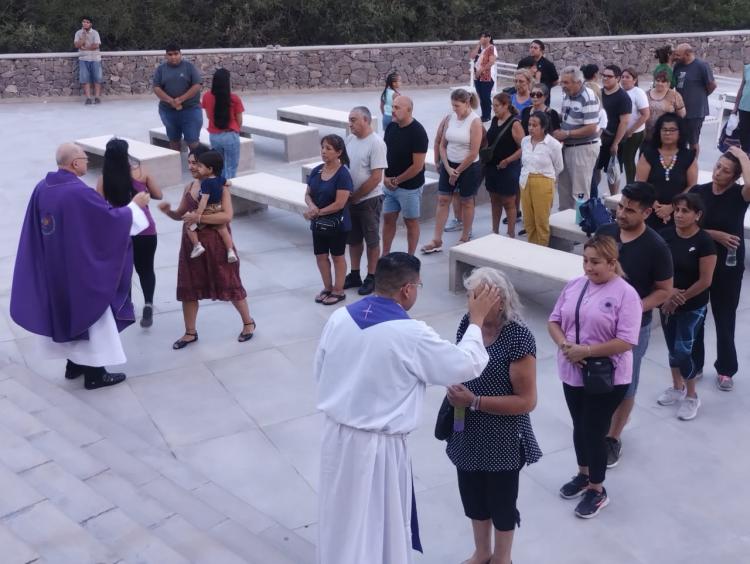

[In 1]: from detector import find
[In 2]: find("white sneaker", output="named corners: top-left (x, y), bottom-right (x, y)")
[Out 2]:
top-left (677, 397), bottom-right (701, 421)
top-left (657, 386), bottom-right (687, 406)
top-left (190, 244), bottom-right (205, 259)
top-left (445, 218), bottom-right (463, 232)
top-left (227, 249), bottom-right (238, 263)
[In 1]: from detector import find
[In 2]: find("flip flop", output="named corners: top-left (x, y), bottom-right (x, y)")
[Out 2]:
top-left (315, 290), bottom-right (332, 303)
top-left (420, 241), bottom-right (443, 254)
top-left (321, 293), bottom-right (346, 306)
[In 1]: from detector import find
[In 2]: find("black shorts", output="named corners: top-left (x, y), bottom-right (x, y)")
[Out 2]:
top-left (683, 118), bottom-right (704, 147)
top-left (312, 229), bottom-right (348, 256)
top-left (457, 464), bottom-right (523, 531)
top-left (348, 196), bottom-right (382, 248)
top-left (596, 135), bottom-right (624, 170)
top-left (439, 160), bottom-right (482, 198)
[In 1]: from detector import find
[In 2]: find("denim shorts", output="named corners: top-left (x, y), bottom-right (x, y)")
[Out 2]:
top-left (438, 160), bottom-right (482, 198)
top-left (625, 323), bottom-right (652, 399)
top-left (79, 60), bottom-right (103, 84)
top-left (383, 186), bottom-right (422, 219)
top-left (159, 106), bottom-right (203, 144)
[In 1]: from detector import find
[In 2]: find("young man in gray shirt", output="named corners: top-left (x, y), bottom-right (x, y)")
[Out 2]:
top-left (73, 17), bottom-right (102, 105)
top-left (674, 43), bottom-right (717, 154)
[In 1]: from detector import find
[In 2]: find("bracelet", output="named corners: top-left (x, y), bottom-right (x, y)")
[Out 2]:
top-left (469, 395), bottom-right (481, 411)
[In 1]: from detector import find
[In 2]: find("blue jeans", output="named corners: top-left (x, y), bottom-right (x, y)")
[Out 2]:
top-left (78, 60), bottom-right (102, 84)
top-left (209, 131), bottom-right (241, 179)
top-left (660, 307), bottom-right (706, 380)
top-left (474, 79), bottom-right (494, 122)
top-left (159, 105), bottom-right (203, 144)
top-left (625, 323), bottom-right (651, 399)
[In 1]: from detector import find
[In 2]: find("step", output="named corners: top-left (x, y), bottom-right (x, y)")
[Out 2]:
top-left (0, 521), bottom-right (40, 564)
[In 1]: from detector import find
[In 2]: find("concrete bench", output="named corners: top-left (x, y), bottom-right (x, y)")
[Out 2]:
top-left (239, 115), bottom-right (320, 162)
top-left (148, 127), bottom-right (255, 174)
top-left (277, 104), bottom-right (380, 133)
top-left (449, 234), bottom-right (582, 294)
top-left (548, 209), bottom-right (589, 248)
top-left (75, 135), bottom-right (182, 187)
top-left (230, 172), bottom-right (309, 216)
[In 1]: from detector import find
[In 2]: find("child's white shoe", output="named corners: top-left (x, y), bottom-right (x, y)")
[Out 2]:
top-left (227, 249), bottom-right (238, 263)
top-left (190, 244), bottom-right (206, 259)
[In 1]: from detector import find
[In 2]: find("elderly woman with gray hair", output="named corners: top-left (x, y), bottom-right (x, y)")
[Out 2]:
top-left (444, 267), bottom-right (541, 564)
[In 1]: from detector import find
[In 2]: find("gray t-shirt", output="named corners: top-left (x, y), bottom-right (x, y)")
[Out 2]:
top-left (345, 132), bottom-right (388, 201)
top-left (74, 29), bottom-right (101, 62)
top-left (153, 60), bottom-right (202, 110)
top-left (674, 59), bottom-right (714, 119)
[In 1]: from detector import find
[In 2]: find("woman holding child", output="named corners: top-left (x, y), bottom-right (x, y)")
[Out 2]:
top-left (158, 144), bottom-right (256, 349)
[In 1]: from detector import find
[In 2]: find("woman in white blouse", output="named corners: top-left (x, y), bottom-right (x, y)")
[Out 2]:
top-left (620, 67), bottom-right (650, 184)
top-left (520, 111), bottom-right (564, 246)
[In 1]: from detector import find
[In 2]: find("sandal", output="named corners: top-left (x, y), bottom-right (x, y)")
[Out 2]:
top-left (420, 240), bottom-right (443, 254)
top-left (321, 293), bottom-right (346, 306)
top-left (315, 290), bottom-right (332, 303)
top-left (173, 331), bottom-right (198, 350)
top-left (238, 319), bottom-right (256, 342)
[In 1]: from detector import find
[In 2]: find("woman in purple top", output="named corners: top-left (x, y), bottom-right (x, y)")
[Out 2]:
top-left (548, 235), bottom-right (642, 519)
top-left (97, 138), bottom-right (162, 328)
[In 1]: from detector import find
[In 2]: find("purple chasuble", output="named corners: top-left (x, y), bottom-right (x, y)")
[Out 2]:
top-left (11, 170), bottom-right (136, 342)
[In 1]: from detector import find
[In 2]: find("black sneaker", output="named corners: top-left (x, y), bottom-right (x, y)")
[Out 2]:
top-left (574, 488), bottom-right (610, 519)
top-left (65, 359), bottom-right (84, 380)
top-left (141, 304), bottom-right (153, 328)
top-left (559, 473), bottom-right (589, 499)
top-left (84, 367), bottom-right (127, 390)
top-left (358, 275), bottom-right (375, 295)
top-left (343, 272), bottom-right (363, 289)
top-left (605, 437), bottom-right (622, 468)
top-left (84, 98), bottom-right (93, 105)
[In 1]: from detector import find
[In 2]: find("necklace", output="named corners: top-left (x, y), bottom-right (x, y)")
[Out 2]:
top-left (659, 151), bottom-right (678, 182)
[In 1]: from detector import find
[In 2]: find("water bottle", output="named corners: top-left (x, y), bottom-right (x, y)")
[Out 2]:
top-left (726, 247), bottom-right (737, 267)
top-left (575, 193), bottom-right (586, 225)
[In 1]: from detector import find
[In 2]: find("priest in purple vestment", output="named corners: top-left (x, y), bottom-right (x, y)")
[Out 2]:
top-left (11, 142), bottom-right (151, 390)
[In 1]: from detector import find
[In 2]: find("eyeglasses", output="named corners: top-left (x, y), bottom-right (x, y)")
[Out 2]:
top-left (530, 92), bottom-right (544, 98)
top-left (601, 74), bottom-right (616, 79)
top-left (404, 282), bottom-right (423, 289)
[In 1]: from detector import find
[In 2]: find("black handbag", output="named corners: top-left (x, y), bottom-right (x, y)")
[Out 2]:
top-left (479, 117), bottom-right (515, 165)
top-left (434, 396), bottom-right (454, 440)
top-left (574, 281), bottom-right (615, 395)
top-left (312, 213), bottom-right (343, 232)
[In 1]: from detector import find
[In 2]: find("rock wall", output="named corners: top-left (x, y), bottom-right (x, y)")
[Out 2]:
top-left (1, 30), bottom-right (746, 99)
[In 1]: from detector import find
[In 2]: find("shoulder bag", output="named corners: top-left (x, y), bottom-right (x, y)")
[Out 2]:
top-left (574, 281), bottom-right (615, 395)
top-left (479, 117), bottom-right (515, 165)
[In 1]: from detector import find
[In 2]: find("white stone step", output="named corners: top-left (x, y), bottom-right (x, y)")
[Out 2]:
top-left (0, 521), bottom-right (40, 564)
top-left (0, 462), bottom-right (45, 520)
top-left (150, 515), bottom-right (248, 564)
top-left (2, 500), bottom-right (119, 564)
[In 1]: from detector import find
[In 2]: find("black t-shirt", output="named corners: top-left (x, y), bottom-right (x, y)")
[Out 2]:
top-left (660, 226), bottom-right (716, 311)
top-left (520, 106), bottom-right (561, 134)
top-left (535, 57), bottom-right (559, 90)
top-left (601, 87), bottom-right (632, 136)
top-left (596, 223), bottom-right (674, 325)
top-left (690, 182), bottom-right (749, 265)
top-left (643, 147), bottom-right (697, 232)
top-left (384, 119), bottom-right (429, 190)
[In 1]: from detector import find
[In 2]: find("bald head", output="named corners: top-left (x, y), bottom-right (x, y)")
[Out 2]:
top-left (56, 143), bottom-right (88, 176)
top-left (391, 95), bottom-right (414, 126)
top-left (674, 43), bottom-right (695, 64)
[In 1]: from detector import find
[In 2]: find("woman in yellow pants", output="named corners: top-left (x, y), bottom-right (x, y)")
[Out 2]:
top-left (520, 112), bottom-right (564, 246)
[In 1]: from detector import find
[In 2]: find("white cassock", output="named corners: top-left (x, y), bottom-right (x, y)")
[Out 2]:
top-left (37, 202), bottom-right (148, 366)
top-left (314, 295), bottom-right (489, 564)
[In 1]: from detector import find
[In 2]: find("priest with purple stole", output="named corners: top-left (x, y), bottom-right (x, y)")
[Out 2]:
top-left (11, 143), bottom-right (151, 390)
top-left (314, 253), bottom-right (499, 564)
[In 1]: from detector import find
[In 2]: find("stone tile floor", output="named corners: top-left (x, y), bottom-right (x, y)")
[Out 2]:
top-left (1, 79), bottom-right (749, 563)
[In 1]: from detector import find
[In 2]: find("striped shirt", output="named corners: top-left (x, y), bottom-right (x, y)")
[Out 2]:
top-left (560, 85), bottom-right (600, 145)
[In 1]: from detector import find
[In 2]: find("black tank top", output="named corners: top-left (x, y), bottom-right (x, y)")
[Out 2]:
top-left (487, 116), bottom-right (520, 163)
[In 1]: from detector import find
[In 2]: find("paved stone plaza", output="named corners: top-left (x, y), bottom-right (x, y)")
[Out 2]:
top-left (0, 81), bottom-right (749, 563)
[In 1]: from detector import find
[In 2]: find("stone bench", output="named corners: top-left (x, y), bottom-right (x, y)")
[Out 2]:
top-left (75, 135), bottom-right (182, 187)
top-left (277, 104), bottom-right (380, 133)
top-left (148, 127), bottom-right (255, 174)
top-left (548, 209), bottom-right (589, 248)
top-left (239, 115), bottom-right (320, 162)
top-left (448, 234), bottom-right (582, 294)
top-left (230, 172), bottom-right (309, 217)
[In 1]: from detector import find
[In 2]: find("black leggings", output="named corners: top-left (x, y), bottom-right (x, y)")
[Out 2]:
top-left (563, 383), bottom-right (628, 484)
top-left (132, 235), bottom-right (157, 303)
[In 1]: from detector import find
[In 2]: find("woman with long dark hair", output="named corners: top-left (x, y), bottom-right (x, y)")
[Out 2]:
top-left (379, 71), bottom-right (401, 130)
top-left (201, 68), bottom-right (245, 179)
top-left (96, 138), bottom-right (163, 327)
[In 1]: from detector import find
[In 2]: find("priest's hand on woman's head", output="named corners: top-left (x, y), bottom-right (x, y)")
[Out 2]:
top-left (132, 191), bottom-right (150, 208)
top-left (468, 284), bottom-right (501, 327)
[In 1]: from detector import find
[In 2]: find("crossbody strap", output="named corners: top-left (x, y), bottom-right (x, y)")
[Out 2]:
top-left (485, 117), bottom-right (515, 157)
top-left (573, 280), bottom-right (590, 345)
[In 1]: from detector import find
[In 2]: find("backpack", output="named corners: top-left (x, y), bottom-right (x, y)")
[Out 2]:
top-left (578, 197), bottom-right (613, 236)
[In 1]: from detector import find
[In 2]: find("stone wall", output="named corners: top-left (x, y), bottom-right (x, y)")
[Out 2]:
top-left (1, 30), bottom-right (747, 99)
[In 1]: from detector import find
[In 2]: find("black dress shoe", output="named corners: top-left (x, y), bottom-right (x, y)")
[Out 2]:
top-left (343, 272), bottom-right (363, 289)
top-left (65, 359), bottom-right (84, 380)
top-left (84, 367), bottom-right (127, 390)
top-left (358, 275), bottom-right (375, 295)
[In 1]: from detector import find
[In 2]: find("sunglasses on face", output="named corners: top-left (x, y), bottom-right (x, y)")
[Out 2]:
top-left (530, 92), bottom-right (544, 98)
